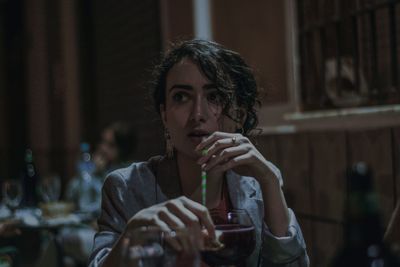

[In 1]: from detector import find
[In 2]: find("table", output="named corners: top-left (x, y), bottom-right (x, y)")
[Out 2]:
top-left (1, 207), bottom-right (96, 267)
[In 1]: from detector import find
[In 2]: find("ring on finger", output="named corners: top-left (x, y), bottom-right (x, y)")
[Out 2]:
top-left (169, 230), bottom-right (177, 238)
top-left (231, 137), bottom-right (237, 144)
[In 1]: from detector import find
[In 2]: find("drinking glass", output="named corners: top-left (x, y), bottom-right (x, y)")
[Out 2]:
top-left (38, 174), bottom-right (61, 203)
top-left (201, 209), bottom-right (256, 267)
top-left (121, 226), bottom-right (165, 267)
top-left (121, 226), bottom-right (201, 267)
top-left (2, 179), bottom-right (23, 215)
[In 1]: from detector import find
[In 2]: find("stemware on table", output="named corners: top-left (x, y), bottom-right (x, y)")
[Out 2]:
top-left (121, 226), bottom-right (201, 267)
top-left (2, 179), bottom-right (23, 215)
top-left (38, 173), bottom-right (61, 203)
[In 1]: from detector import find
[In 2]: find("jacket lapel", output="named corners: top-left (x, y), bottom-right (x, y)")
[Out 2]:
top-left (226, 170), bottom-right (263, 222)
top-left (226, 171), bottom-right (264, 267)
top-left (148, 155), bottom-right (182, 201)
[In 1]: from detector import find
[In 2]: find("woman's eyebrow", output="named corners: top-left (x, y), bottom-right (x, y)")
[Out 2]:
top-left (168, 83), bottom-right (216, 93)
top-left (168, 84), bottom-right (193, 92)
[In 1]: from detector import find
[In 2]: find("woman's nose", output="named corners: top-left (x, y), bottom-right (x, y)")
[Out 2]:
top-left (191, 97), bottom-right (208, 122)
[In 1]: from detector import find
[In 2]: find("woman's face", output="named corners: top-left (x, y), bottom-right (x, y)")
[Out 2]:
top-left (161, 58), bottom-right (237, 159)
top-left (98, 128), bottom-right (119, 164)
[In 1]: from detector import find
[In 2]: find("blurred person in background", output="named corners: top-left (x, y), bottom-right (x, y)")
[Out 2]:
top-left (93, 121), bottom-right (137, 177)
top-left (38, 122), bottom-right (137, 267)
top-left (65, 121), bottom-right (137, 215)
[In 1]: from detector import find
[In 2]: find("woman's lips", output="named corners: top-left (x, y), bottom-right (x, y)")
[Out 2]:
top-left (188, 136), bottom-right (205, 144)
top-left (187, 133), bottom-right (208, 144)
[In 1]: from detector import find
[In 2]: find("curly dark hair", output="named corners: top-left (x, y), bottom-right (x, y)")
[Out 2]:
top-left (152, 39), bottom-right (260, 135)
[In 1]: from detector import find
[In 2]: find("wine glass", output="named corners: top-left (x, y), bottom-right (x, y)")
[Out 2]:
top-left (121, 226), bottom-right (165, 267)
top-left (38, 173), bottom-right (61, 203)
top-left (201, 209), bottom-right (256, 267)
top-left (2, 179), bottom-right (23, 216)
top-left (121, 226), bottom-right (201, 267)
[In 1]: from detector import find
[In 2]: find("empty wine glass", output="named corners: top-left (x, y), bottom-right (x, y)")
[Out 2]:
top-left (201, 209), bottom-right (256, 267)
top-left (2, 179), bottom-right (23, 216)
top-left (121, 226), bottom-right (201, 267)
top-left (38, 173), bottom-right (61, 203)
top-left (121, 226), bottom-right (165, 267)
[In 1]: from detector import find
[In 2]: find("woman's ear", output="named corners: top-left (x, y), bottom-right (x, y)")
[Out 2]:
top-left (160, 104), bottom-right (167, 126)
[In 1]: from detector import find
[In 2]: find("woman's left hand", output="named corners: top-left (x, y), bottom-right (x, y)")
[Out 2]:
top-left (195, 131), bottom-right (279, 184)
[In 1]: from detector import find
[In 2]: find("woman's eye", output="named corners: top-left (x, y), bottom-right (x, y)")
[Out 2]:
top-left (172, 92), bottom-right (189, 103)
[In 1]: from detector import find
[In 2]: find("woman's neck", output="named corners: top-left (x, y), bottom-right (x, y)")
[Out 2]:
top-left (176, 153), bottom-right (201, 195)
top-left (176, 153), bottom-right (224, 208)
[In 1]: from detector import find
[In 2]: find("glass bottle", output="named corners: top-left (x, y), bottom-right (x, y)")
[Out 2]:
top-left (330, 162), bottom-right (400, 266)
top-left (66, 142), bottom-right (102, 214)
top-left (21, 148), bottom-right (40, 206)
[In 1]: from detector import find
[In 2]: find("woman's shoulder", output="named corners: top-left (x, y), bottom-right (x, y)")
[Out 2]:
top-left (104, 155), bottom-right (165, 185)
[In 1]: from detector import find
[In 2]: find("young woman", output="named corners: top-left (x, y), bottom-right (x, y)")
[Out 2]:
top-left (89, 39), bottom-right (309, 267)
top-left (93, 121), bottom-right (137, 176)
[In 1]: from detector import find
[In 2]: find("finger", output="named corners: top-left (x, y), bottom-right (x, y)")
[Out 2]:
top-left (197, 136), bottom-right (240, 165)
top-left (179, 197), bottom-right (216, 240)
top-left (210, 153), bottom-right (253, 173)
top-left (169, 208), bottom-right (203, 251)
top-left (166, 203), bottom-right (205, 248)
top-left (185, 226), bottom-right (203, 253)
top-left (195, 132), bottom-right (234, 152)
top-left (152, 218), bottom-right (183, 252)
top-left (198, 134), bottom-right (249, 165)
top-left (159, 204), bottom-right (204, 252)
top-left (159, 208), bottom-right (201, 253)
top-left (174, 228), bottom-right (192, 253)
top-left (197, 137), bottom-right (238, 165)
top-left (166, 200), bottom-right (202, 228)
top-left (190, 225), bottom-right (204, 250)
top-left (157, 207), bottom-right (186, 229)
top-left (203, 145), bottom-right (250, 171)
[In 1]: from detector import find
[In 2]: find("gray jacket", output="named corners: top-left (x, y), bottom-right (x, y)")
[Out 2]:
top-left (88, 156), bottom-right (309, 266)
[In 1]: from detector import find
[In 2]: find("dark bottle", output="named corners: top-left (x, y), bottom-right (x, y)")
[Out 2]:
top-left (21, 148), bottom-right (40, 206)
top-left (331, 162), bottom-right (400, 266)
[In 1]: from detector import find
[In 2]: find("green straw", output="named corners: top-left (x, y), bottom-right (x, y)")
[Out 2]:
top-left (201, 149), bottom-right (208, 206)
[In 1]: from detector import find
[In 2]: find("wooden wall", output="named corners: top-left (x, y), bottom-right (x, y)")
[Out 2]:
top-left (211, 0), bottom-right (289, 105)
top-left (88, 0), bottom-right (163, 161)
top-left (253, 126), bottom-right (399, 266)
top-left (0, 0), bottom-right (163, 188)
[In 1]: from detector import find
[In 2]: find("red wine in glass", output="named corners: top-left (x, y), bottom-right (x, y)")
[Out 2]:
top-left (202, 210), bottom-right (256, 267)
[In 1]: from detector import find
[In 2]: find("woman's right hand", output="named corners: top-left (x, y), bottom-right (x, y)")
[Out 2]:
top-left (125, 196), bottom-right (215, 252)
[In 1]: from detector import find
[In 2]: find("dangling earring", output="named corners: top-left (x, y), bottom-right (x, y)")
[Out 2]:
top-left (165, 129), bottom-right (174, 159)
top-left (236, 126), bottom-right (244, 135)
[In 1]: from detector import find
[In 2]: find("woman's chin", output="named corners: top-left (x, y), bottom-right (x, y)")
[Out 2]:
top-left (188, 136), bottom-right (204, 146)
top-left (175, 149), bottom-right (202, 161)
